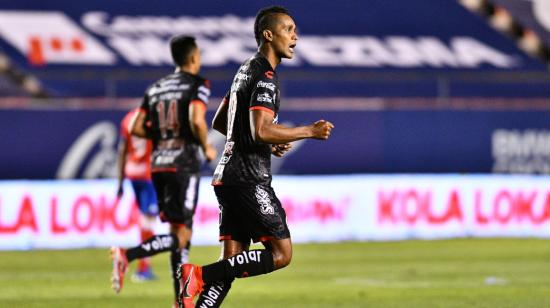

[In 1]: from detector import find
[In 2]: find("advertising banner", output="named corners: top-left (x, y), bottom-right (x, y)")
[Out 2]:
top-left (1, 175), bottom-right (549, 250)
top-left (2, 105), bottom-right (550, 179)
top-left (0, 0), bottom-right (547, 97)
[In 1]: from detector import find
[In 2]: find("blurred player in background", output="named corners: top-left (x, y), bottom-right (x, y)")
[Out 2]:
top-left (110, 35), bottom-right (217, 305)
top-left (117, 108), bottom-right (159, 282)
top-left (178, 6), bottom-right (334, 308)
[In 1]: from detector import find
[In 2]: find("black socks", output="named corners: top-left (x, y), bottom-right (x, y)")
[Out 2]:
top-left (170, 241), bottom-right (191, 298)
top-left (202, 250), bottom-right (275, 283)
top-left (126, 233), bottom-right (178, 262)
top-left (195, 280), bottom-right (233, 308)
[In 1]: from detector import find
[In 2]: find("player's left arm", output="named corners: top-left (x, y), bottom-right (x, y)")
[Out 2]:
top-left (189, 80), bottom-right (217, 162)
top-left (272, 143), bottom-right (292, 157)
top-left (189, 101), bottom-right (217, 162)
top-left (212, 95), bottom-right (228, 136)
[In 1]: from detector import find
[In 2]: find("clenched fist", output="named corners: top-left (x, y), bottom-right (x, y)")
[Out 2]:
top-left (310, 120), bottom-right (334, 140)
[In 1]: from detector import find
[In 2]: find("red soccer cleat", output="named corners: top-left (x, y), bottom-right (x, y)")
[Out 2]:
top-left (177, 264), bottom-right (204, 308)
top-left (110, 246), bottom-right (128, 294)
top-left (183, 297), bottom-right (195, 308)
top-left (173, 300), bottom-right (195, 308)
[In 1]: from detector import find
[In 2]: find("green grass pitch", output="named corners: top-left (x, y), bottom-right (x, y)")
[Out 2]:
top-left (1, 239), bottom-right (549, 308)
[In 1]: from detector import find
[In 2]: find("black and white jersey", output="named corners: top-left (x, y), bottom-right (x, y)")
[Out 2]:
top-left (140, 71), bottom-right (210, 173)
top-left (212, 53), bottom-right (280, 187)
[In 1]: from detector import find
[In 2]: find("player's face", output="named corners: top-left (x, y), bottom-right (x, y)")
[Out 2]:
top-left (271, 14), bottom-right (298, 59)
top-left (191, 46), bottom-right (201, 72)
top-left (193, 46), bottom-right (201, 70)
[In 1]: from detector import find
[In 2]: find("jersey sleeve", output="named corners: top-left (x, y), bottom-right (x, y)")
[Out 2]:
top-left (138, 94), bottom-right (152, 136)
top-left (139, 93), bottom-right (150, 122)
top-left (249, 70), bottom-right (277, 116)
top-left (223, 90), bottom-right (230, 104)
top-left (190, 79), bottom-right (211, 106)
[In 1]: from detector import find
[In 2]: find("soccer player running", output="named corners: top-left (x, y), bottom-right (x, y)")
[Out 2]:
top-left (110, 36), bottom-right (217, 305)
top-left (178, 6), bottom-right (334, 308)
top-left (116, 108), bottom-right (159, 281)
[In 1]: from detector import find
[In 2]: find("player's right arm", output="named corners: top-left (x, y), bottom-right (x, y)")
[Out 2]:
top-left (251, 110), bottom-right (334, 144)
top-left (249, 68), bottom-right (334, 144)
top-left (189, 79), bottom-right (217, 162)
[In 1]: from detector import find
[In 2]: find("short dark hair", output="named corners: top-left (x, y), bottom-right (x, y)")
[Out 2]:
top-left (254, 6), bottom-right (291, 46)
top-left (170, 35), bottom-right (197, 66)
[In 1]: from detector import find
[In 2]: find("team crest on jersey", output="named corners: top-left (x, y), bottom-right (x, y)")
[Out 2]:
top-left (264, 71), bottom-right (274, 79)
top-left (255, 186), bottom-right (274, 215)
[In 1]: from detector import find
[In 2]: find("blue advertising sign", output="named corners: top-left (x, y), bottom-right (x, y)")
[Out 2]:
top-left (1, 100), bottom-right (549, 179)
top-left (0, 0), bottom-right (548, 97)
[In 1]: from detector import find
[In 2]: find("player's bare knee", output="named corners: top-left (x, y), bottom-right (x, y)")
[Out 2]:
top-left (272, 250), bottom-right (292, 269)
top-left (223, 247), bottom-right (243, 259)
top-left (173, 226), bottom-right (192, 249)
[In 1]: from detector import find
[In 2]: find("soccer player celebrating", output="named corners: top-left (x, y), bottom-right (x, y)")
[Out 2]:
top-left (110, 35), bottom-right (217, 304)
top-left (117, 108), bottom-right (159, 281)
top-left (178, 6), bottom-right (334, 308)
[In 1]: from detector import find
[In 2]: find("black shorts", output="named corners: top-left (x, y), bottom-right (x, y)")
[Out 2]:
top-left (214, 185), bottom-right (290, 243)
top-left (152, 171), bottom-right (200, 228)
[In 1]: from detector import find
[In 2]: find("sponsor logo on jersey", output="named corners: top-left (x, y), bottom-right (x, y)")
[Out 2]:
top-left (264, 71), bottom-right (274, 79)
top-left (148, 84), bottom-right (189, 97)
top-left (257, 80), bottom-right (275, 91)
top-left (257, 93), bottom-right (273, 103)
top-left (235, 72), bottom-right (250, 81)
top-left (255, 186), bottom-right (274, 215)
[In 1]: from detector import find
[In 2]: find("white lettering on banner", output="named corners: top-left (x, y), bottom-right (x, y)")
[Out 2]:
top-left (0, 11), bottom-right (115, 65)
top-left (108, 35), bottom-right (172, 65)
top-left (451, 37), bottom-right (517, 67)
top-left (56, 122), bottom-right (118, 179)
top-left (492, 129), bottom-right (550, 174)
top-left (298, 36), bottom-right (517, 68)
top-left (0, 11), bottom-right (520, 68)
top-left (108, 33), bottom-right (517, 68)
top-left (82, 12), bottom-right (254, 37)
top-left (109, 35), bottom-right (256, 66)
